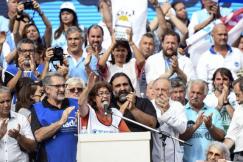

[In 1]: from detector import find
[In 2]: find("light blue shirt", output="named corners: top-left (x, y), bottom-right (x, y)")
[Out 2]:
top-left (183, 103), bottom-right (224, 162)
top-left (66, 51), bottom-right (98, 84)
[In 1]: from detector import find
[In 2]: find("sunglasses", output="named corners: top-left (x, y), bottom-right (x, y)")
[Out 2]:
top-left (68, 87), bottom-right (83, 93)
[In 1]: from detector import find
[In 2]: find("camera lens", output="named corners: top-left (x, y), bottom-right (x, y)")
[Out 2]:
top-left (24, 59), bottom-right (30, 66)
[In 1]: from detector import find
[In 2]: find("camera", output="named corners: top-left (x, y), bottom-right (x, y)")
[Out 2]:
top-left (24, 58), bottom-right (30, 67)
top-left (50, 47), bottom-right (64, 65)
top-left (23, 1), bottom-right (34, 10)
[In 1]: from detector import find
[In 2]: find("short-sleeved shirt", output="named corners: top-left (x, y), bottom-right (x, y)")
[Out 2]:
top-left (204, 91), bottom-right (238, 131)
top-left (31, 97), bottom-right (79, 162)
top-left (183, 103), bottom-right (224, 162)
top-left (66, 51), bottom-right (98, 84)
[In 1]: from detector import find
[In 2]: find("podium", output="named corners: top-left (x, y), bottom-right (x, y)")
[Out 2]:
top-left (77, 132), bottom-right (151, 162)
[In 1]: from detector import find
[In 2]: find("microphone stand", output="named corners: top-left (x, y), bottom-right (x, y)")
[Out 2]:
top-left (111, 111), bottom-right (192, 162)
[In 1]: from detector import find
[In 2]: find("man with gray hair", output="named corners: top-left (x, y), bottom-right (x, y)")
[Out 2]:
top-left (151, 77), bottom-right (187, 162)
top-left (30, 72), bottom-right (79, 162)
top-left (180, 79), bottom-right (225, 162)
top-left (65, 26), bottom-right (98, 83)
top-left (0, 86), bottom-right (36, 162)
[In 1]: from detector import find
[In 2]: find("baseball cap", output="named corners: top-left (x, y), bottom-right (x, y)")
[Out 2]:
top-left (60, 2), bottom-right (76, 12)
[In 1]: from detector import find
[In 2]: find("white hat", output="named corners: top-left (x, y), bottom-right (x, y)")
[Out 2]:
top-left (211, 0), bottom-right (219, 3)
top-left (60, 2), bottom-right (76, 12)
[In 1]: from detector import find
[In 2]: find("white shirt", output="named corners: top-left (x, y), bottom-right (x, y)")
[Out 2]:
top-left (197, 46), bottom-right (243, 89)
top-left (225, 104), bottom-right (243, 152)
top-left (106, 58), bottom-right (141, 96)
top-left (86, 106), bottom-right (122, 133)
top-left (188, 8), bottom-right (232, 37)
top-left (145, 51), bottom-right (196, 83)
top-left (0, 111), bottom-right (34, 162)
top-left (204, 91), bottom-right (238, 110)
top-left (151, 99), bottom-right (187, 162)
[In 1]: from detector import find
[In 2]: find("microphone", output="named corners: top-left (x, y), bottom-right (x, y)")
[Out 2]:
top-left (102, 101), bottom-right (110, 115)
top-left (119, 94), bottom-right (127, 103)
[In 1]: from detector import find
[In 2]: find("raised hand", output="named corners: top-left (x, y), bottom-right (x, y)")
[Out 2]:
top-left (126, 92), bottom-right (136, 110)
top-left (45, 48), bottom-right (54, 62)
top-left (8, 124), bottom-right (21, 139)
top-left (87, 72), bottom-right (97, 90)
top-left (59, 106), bottom-right (75, 125)
top-left (0, 119), bottom-right (8, 139)
top-left (17, 2), bottom-right (24, 14)
top-left (18, 56), bottom-right (26, 71)
top-left (149, 0), bottom-right (159, 7)
top-left (84, 51), bottom-right (92, 67)
top-left (155, 93), bottom-right (170, 112)
top-left (126, 28), bottom-right (133, 44)
top-left (195, 112), bottom-right (204, 128)
top-left (171, 55), bottom-right (179, 72)
top-left (203, 113), bottom-right (213, 129)
top-left (32, 0), bottom-right (40, 12)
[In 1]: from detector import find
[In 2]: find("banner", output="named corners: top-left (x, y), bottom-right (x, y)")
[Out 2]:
top-left (112, 0), bottom-right (147, 46)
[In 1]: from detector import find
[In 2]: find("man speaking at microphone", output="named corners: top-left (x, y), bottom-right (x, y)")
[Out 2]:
top-left (109, 72), bottom-right (158, 132)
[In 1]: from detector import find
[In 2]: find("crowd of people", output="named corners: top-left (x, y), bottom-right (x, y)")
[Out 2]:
top-left (0, 0), bottom-right (243, 162)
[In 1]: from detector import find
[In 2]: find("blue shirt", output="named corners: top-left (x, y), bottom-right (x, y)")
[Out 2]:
top-left (67, 52), bottom-right (98, 83)
top-left (33, 98), bottom-right (79, 162)
top-left (183, 103), bottom-right (224, 162)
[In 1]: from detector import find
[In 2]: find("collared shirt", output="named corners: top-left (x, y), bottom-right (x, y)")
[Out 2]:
top-left (225, 104), bottom-right (243, 152)
top-left (197, 45), bottom-right (243, 90)
top-left (0, 111), bottom-right (34, 162)
top-left (188, 7), bottom-right (232, 37)
top-left (183, 103), bottom-right (224, 162)
top-left (66, 50), bottom-right (98, 84)
top-left (31, 97), bottom-right (79, 162)
top-left (151, 99), bottom-right (187, 162)
top-left (145, 51), bottom-right (196, 84)
top-left (204, 91), bottom-right (238, 132)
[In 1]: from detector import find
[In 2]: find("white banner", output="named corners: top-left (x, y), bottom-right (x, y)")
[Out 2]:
top-left (112, 0), bottom-right (147, 46)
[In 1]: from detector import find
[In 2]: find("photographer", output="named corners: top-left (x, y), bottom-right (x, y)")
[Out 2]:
top-left (4, 38), bottom-right (38, 91)
top-left (13, 0), bottom-right (52, 48)
top-left (98, 28), bottom-right (145, 96)
top-left (41, 47), bottom-right (69, 80)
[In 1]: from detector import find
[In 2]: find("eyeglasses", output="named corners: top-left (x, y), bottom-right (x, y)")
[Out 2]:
top-left (67, 87), bottom-right (83, 93)
top-left (96, 91), bottom-right (110, 97)
top-left (0, 99), bottom-right (11, 104)
top-left (48, 84), bottom-right (65, 89)
top-left (19, 49), bottom-right (34, 53)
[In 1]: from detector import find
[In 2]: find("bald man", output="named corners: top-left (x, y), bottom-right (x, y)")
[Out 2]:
top-left (197, 24), bottom-right (243, 91)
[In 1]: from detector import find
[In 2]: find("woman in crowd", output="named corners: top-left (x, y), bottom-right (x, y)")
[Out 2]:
top-left (98, 29), bottom-right (145, 96)
top-left (78, 73), bottom-right (130, 133)
top-left (52, 2), bottom-right (80, 50)
top-left (65, 77), bottom-right (84, 99)
top-left (15, 78), bottom-right (43, 122)
top-left (14, 0), bottom-right (52, 47)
